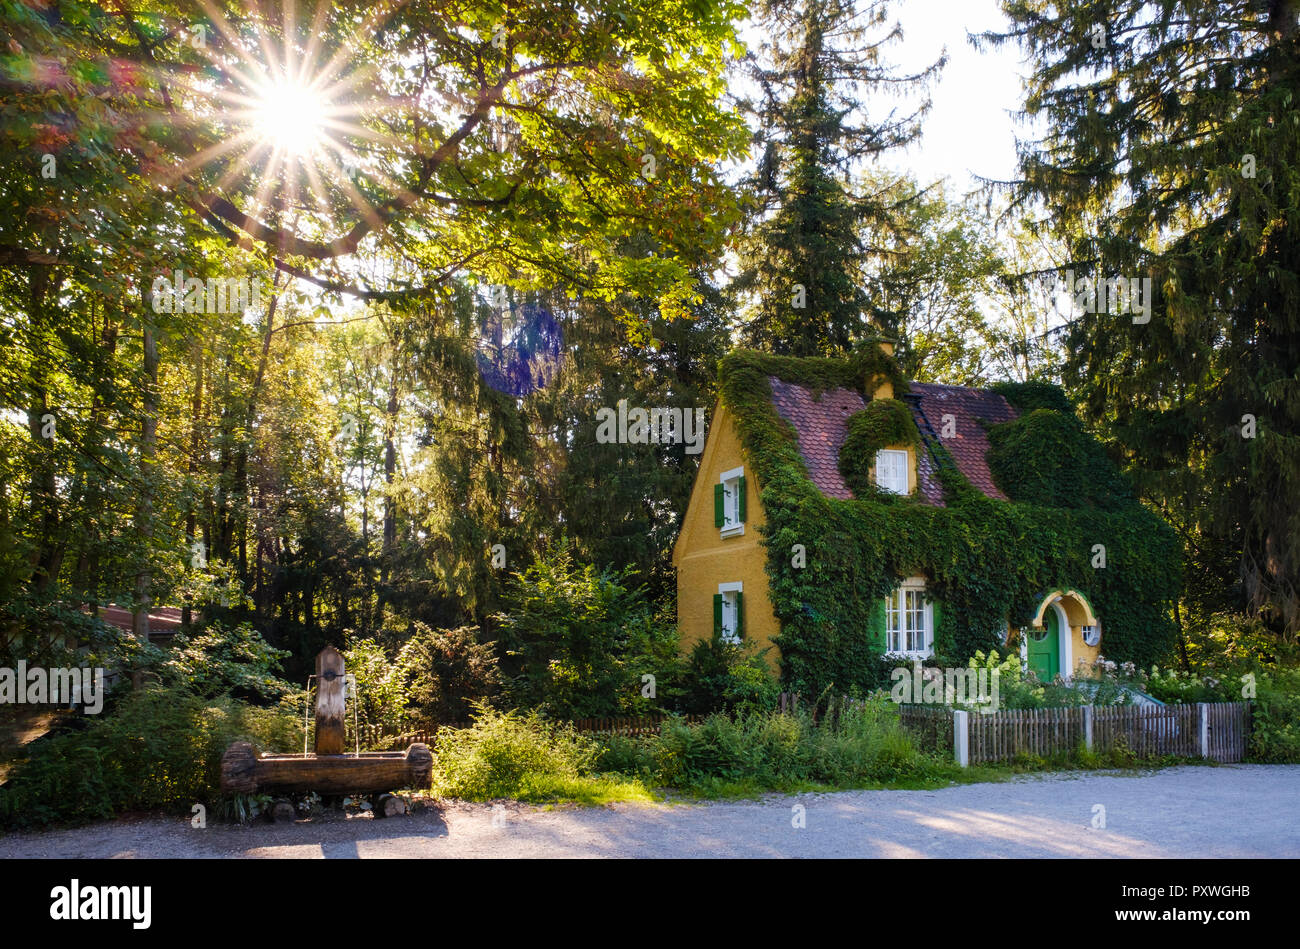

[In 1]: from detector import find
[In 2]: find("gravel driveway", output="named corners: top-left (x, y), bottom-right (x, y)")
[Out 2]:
top-left (2, 765), bottom-right (1296, 858)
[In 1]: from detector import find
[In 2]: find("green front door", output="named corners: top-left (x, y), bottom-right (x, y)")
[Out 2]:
top-left (1027, 609), bottom-right (1061, 682)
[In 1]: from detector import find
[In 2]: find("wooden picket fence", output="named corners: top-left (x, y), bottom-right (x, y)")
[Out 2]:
top-left (1204, 701), bottom-right (1252, 762)
top-left (965, 706), bottom-right (1090, 762)
top-left (1090, 704), bottom-right (1194, 760)
top-left (896, 703), bottom-right (956, 752)
top-left (356, 724), bottom-right (439, 751)
top-left (896, 701), bottom-right (1251, 766)
top-left (356, 714), bottom-right (706, 747)
top-left (572, 714), bottom-right (704, 737)
top-left (356, 699), bottom-right (1251, 764)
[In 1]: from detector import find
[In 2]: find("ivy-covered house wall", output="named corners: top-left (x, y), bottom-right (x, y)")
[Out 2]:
top-left (705, 347), bottom-right (1182, 696)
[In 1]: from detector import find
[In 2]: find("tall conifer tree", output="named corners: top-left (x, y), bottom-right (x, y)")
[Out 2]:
top-left (985, 0), bottom-right (1300, 637)
top-left (735, 0), bottom-right (942, 355)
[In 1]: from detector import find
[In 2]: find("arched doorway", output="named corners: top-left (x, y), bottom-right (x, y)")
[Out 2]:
top-left (1022, 589), bottom-right (1100, 682)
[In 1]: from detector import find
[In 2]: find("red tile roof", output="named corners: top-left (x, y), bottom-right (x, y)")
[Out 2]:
top-left (94, 606), bottom-right (184, 638)
top-left (906, 383), bottom-right (1018, 502)
top-left (765, 377), bottom-right (1018, 504)
top-left (768, 377), bottom-right (866, 500)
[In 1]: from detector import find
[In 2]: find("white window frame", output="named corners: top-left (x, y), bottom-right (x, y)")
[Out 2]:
top-left (718, 581), bottom-right (743, 644)
top-left (883, 578), bottom-right (933, 658)
top-left (719, 465), bottom-right (745, 538)
top-left (874, 449), bottom-right (909, 495)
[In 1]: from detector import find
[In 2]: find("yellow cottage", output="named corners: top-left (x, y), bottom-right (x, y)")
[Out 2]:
top-left (669, 345), bottom-right (1167, 691)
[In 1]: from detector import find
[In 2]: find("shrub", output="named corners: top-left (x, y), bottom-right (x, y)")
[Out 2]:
top-left (343, 634), bottom-right (416, 732)
top-left (1181, 611), bottom-right (1300, 671)
top-left (593, 734), bottom-right (659, 777)
top-left (345, 624), bottom-right (501, 730)
top-left (430, 703), bottom-right (607, 801)
top-left (959, 650), bottom-right (1047, 709)
top-left (1143, 666), bottom-right (1232, 704)
top-left (1249, 667), bottom-right (1300, 763)
top-left (159, 622), bottom-right (294, 701)
top-left (398, 624), bottom-right (502, 726)
top-left (679, 638), bottom-right (780, 715)
top-left (604, 696), bottom-right (956, 795)
top-left (497, 543), bottom-right (680, 719)
top-left (958, 650), bottom-right (1155, 709)
top-left (0, 685), bottom-right (302, 829)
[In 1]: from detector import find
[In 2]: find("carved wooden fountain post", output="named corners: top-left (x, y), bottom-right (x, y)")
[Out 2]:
top-left (220, 643), bottom-right (432, 797)
top-left (314, 645), bottom-right (347, 755)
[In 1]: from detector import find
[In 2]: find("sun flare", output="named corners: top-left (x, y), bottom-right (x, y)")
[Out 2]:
top-left (252, 81), bottom-right (330, 156)
top-left (161, 5), bottom-right (397, 229)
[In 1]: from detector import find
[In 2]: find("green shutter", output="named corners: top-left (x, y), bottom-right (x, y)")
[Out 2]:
top-left (871, 597), bottom-right (887, 649)
top-left (714, 483), bottom-right (725, 527)
top-left (930, 599), bottom-right (941, 654)
top-left (737, 476), bottom-right (747, 522)
top-left (713, 594), bottom-right (723, 635)
top-left (735, 591), bottom-right (744, 639)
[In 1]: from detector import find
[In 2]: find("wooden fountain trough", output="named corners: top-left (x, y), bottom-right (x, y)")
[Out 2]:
top-left (220, 646), bottom-right (432, 797)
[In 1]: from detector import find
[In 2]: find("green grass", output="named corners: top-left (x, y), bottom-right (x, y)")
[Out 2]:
top-left (499, 773), bottom-right (657, 806)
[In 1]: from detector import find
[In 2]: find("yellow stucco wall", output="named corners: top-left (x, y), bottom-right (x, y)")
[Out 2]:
top-left (672, 401), bottom-right (782, 667)
top-left (1071, 629), bottom-right (1103, 675)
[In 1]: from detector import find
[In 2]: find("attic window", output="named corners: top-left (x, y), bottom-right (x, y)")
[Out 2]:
top-left (714, 466), bottom-right (746, 537)
top-left (875, 449), bottom-right (909, 495)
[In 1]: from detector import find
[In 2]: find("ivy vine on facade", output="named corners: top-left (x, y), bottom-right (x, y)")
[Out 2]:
top-left (672, 343), bottom-right (1182, 695)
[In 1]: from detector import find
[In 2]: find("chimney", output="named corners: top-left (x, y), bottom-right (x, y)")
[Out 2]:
top-left (873, 338), bottom-right (896, 400)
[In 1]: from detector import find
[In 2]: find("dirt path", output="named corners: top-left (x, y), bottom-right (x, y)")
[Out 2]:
top-left (1, 764), bottom-right (1296, 858)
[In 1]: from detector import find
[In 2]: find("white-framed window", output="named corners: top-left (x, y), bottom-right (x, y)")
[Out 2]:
top-left (715, 581), bottom-right (744, 644)
top-left (715, 465), bottom-right (746, 537)
top-left (884, 578), bottom-right (933, 657)
top-left (874, 449), bottom-right (909, 495)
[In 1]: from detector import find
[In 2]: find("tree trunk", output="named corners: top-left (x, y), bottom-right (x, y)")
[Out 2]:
top-left (182, 341), bottom-right (205, 627)
top-left (132, 316), bottom-right (159, 673)
top-left (382, 379), bottom-right (398, 586)
top-left (233, 272), bottom-right (281, 592)
top-left (25, 265), bottom-right (62, 592)
top-left (73, 308), bottom-right (118, 600)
